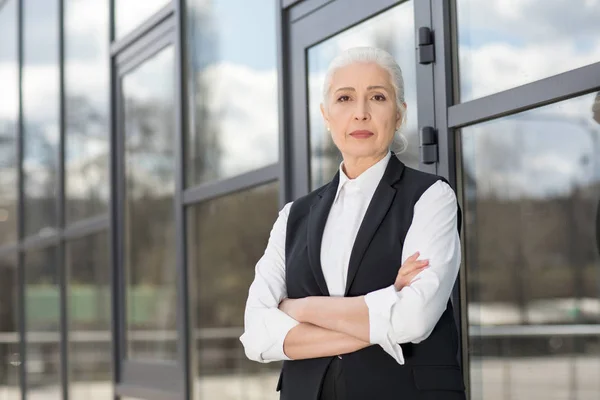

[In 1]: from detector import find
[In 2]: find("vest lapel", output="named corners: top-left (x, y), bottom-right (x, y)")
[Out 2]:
top-left (344, 155), bottom-right (405, 296)
top-left (307, 174), bottom-right (339, 297)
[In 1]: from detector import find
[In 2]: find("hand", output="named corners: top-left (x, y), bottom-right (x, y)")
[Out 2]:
top-left (279, 298), bottom-right (305, 321)
top-left (394, 252), bottom-right (429, 291)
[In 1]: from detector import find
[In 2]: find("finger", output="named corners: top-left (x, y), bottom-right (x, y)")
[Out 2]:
top-left (406, 252), bottom-right (420, 262)
top-left (404, 269), bottom-right (425, 284)
top-left (400, 259), bottom-right (429, 273)
top-left (398, 262), bottom-right (429, 280)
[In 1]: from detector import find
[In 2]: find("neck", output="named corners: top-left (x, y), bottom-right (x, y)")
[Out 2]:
top-left (342, 151), bottom-right (388, 179)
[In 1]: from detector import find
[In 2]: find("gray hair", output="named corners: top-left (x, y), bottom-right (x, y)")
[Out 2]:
top-left (322, 46), bottom-right (408, 154)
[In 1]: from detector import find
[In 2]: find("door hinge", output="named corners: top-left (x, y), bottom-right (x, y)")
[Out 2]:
top-left (418, 27), bottom-right (435, 65)
top-left (420, 126), bottom-right (438, 164)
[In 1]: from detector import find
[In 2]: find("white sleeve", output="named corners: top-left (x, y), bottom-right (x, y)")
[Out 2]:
top-left (364, 180), bottom-right (461, 363)
top-left (239, 202), bottom-right (300, 363)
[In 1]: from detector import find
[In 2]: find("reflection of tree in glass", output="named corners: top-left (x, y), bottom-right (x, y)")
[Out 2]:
top-left (465, 128), bottom-right (600, 325)
top-left (192, 183), bottom-right (281, 374)
top-left (0, 120), bottom-right (18, 244)
top-left (0, 257), bottom-right (17, 386)
top-left (189, 1), bottom-right (223, 184)
top-left (23, 120), bottom-right (59, 236)
top-left (65, 95), bottom-right (109, 221)
top-left (122, 93), bottom-right (177, 350)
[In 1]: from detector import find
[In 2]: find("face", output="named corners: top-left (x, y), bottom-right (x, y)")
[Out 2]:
top-left (321, 62), bottom-right (404, 161)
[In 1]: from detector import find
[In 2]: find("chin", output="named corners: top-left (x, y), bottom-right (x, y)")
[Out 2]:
top-left (341, 146), bottom-right (382, 159)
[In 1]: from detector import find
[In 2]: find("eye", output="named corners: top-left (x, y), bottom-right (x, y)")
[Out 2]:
top-left (372, 94), bottom-right (386, 101)
top-left (337, 95), bottom-right (350, 102)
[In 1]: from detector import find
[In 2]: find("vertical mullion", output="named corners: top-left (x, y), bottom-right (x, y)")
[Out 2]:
top-left (413, 0), bottom-right (436, 175)
top-left (108, 1), bottom-right (121, 399)
top-left (431, 0), bottom-right (468, 391)
top-left (288, 33), bottom-right (309, 199)
top-left (276, 2), bottom-right (290, 206)
top-left (57, 0), bottom-right (68, 399)
top-left (174, 0), bottom-right (191, 398)
top-left (432, 0), bottom-right (457, 184)
top-left (17, 0), bottom-right (26, 398)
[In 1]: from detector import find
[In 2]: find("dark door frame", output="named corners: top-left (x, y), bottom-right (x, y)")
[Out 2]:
top-left (281, 0), bottom-right (465, 378)
top-left (110, 11), bottom-right (187, 400)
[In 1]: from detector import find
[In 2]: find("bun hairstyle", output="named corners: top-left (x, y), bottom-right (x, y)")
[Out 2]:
top-left (321, 46), bottom-right (408, 154)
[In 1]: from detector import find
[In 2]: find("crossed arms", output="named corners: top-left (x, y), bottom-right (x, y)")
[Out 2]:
top-left (239, 180), bottom-right (460, 364)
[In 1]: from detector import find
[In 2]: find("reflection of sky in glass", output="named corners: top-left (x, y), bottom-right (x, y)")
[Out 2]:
top-left (191, 0), bottom-right (276, 71)
top-left (187, 0), bottom-right (279, 185)
top-left (123, 46), bottom-right (175, 196)
top-left (64, 0), bottom-right (110, 220)
top-left (462, 92), bottom-right (600, 199)
top-left (115, 0), bottom-right (169, 38)
top-left (458, 0), bottom-right (600, 101)
top-left (307, 2), bottom-right (419, 189)
top-left (22, 0), bottom-right (60, 235)
top-left (123, 46), bottom-right (178, 361)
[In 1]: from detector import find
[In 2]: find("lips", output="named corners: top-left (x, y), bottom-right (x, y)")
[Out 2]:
top-left (349, 130), bottom-right (374, 139)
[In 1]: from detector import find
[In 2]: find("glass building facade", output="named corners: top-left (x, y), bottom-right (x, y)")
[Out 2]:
top-left (0, 0), bottom-right (599, 399)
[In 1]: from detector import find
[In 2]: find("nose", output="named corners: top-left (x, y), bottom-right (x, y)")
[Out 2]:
top-left (353, 98), bottom-right (370, 121)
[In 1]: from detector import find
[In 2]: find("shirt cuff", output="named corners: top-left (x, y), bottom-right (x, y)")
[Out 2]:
top-left (364, 285), bottom-right (398, 345)
top-left (259, 308), bottom-right (300, 361)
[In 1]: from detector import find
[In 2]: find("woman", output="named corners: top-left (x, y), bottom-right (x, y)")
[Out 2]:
top-left (240, 47), bottom-right (464, 400)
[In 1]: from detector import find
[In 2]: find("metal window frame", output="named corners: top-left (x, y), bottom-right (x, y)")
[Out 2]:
top-left (428, 0), bottom-right (466, 382)
top-left (173, 1), bottom-right (191, 399)
top-left (111, 2), bottom-right (174, 57)
top-left (287, 0), bottom-right (334, 22)
top-left (58, 0), bottom-right (68, 398)
top-left (448, 61), bottom-right (600, 129)
top-left (111, 15), bottom-right (186, 398)
top-left (435, 4), bottom-right (600, 400)
top-left (16, 0), bottom-right (25, 397)
top-left (6, 2), bottom-right (115, 397)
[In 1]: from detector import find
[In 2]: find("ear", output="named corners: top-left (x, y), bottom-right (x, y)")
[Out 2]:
top-left (320, 103), bottom-right (330, 127)
top-left (396, 102), bottom-right (407, 129)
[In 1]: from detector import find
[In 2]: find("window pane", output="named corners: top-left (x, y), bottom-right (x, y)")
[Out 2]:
top-left (115, 0), bottom-right (168, 39)
top-left (0, 0), bottom-right (18, 245)
top-left (65, 0), bottom-right (110, 223)
top-left (457, 0), bottom-right (600, 102)
top-left (307, 1), bottom-right (419, 189)
top-left (0, 255), bottom-right (20, 400)
top-left (67, 234), bottom-right (112, 399)
top-left (186, 0), bottom-right (279, 186)
top-left (25, 247), bottom-right (61, 398)
top-left (23, 0), bottom-right (59, 237)
top-left (187, 182), bottom-right (280, 399)
top-left (123, 46), bottom-right (177, 360)
top-left (461, 92), bottom-right (600, 399)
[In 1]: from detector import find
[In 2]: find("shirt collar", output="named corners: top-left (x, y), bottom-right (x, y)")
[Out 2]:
top-left (334, 151), bottom-right (391, 203)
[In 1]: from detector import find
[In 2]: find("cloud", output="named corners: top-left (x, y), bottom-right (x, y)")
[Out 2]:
top-left (463, 94), bottom-right (600, 200)
top-left (458, 0), bottom-right (600, 100)
top-left (197, 62), bottom-right (280, 178)
top-left (115, 0), bottom-right (169, 37)
top-left (458, 0), bottom-right (600, 42)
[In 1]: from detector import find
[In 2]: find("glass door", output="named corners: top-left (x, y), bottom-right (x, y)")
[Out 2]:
top-left (112, 16), bottom-right (186, 399)
top-left (285, 0), bottom-right (438, 199)
top-left (284, 0), bottom-right (462, 375)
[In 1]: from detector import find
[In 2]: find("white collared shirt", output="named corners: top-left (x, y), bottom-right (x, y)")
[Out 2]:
top-left (240, 153), bottom-right (461, 364)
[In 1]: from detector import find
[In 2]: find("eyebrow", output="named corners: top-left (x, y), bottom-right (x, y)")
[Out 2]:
top-left (334, 85), bottom-right (391, 93)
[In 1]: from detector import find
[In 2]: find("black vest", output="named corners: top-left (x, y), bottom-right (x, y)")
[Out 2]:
top-left (278, 155), bottom-right (465, 400)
